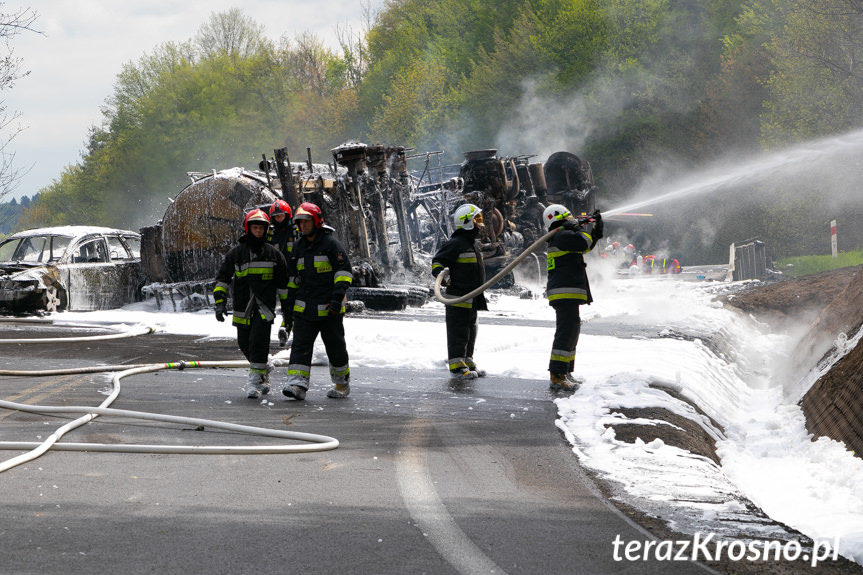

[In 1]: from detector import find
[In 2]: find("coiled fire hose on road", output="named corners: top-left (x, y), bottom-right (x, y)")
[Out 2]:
top-left (0, 360), bottom-right (339, 473)
top-left (433, 227), bottom-right (559, 305)
top-left (0, 321), bottom-right (340, 473)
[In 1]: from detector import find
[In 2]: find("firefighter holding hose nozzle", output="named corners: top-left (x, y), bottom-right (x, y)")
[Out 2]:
top-left (543, 205), bottom-right (603, 391)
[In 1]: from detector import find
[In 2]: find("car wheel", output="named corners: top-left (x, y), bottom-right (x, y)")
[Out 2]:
top-left (42, 285), bottom-right (68, 313)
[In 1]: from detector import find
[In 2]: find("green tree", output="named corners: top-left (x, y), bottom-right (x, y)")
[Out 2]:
top-left (369, 56), bottom-right (450, 145)
top-left (360, 0), bottom-right (527, 137)
top-left (449, 6), bottom-right (544, 153)
top-left (760, 0), bottom-right (863, 145)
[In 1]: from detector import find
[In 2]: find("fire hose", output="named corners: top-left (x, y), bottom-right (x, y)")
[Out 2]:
top-left (0, 360), bottom-right (339, 474)
top-left (433, 227), bottom-right (559, 305)
top-left (0, 321), bottom-right (339, 473)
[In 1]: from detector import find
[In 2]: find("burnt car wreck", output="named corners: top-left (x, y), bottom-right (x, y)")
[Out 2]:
top-left (139, 144), bottom-right (598, 312)
top-left (0, 226), bottom-right (144, 314)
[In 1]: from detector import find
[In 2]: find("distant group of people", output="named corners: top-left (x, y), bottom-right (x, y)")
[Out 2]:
top-left (214, 198), bottom-right (603, 399)
top-left (600, 240), bottom-right (681, 275)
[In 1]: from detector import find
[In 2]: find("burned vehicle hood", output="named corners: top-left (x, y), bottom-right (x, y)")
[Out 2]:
top-left (0, 263), bottom-right (60, 280)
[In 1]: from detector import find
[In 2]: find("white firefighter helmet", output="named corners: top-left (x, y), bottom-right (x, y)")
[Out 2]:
top-left (542, 204), bottom-right (571, 231)
top-left (453, 203), bottom-right (483, 230)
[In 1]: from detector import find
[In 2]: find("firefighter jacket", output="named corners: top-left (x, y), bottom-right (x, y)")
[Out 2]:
top-left (545, 221), bottom-right (597, 305)
top-left (287, 227), bottom-right (353, 320)
top-left (431, 228), bottom-right (489, 311)
top-left (213, 235), bottom-right (289, 326)
top-left (268, 221), bottom-right (295, 260)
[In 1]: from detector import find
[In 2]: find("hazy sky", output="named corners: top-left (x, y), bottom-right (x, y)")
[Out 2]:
top-left (3, 1), bottom-right (381, 202)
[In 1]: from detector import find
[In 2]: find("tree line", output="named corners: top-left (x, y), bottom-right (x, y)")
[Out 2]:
top-left (11, 1), bottom-right (863, 263)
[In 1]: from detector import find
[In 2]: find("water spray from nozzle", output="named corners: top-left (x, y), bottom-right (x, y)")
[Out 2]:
top-left (598, 128), bottom-right (863, 220)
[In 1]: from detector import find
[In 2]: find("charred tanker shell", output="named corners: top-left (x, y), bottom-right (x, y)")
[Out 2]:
top-left (543, 151), bottom-right (596, 216)
top-left (143, 168), bottom-right (277, 284)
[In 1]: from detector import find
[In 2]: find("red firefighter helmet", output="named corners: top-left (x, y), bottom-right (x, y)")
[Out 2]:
top-left (269, 199), bottom-right (292, 219)
top-left (294, 202), bottom-right (323, 228)
top-left (243, 208), bottom-right (270, 233)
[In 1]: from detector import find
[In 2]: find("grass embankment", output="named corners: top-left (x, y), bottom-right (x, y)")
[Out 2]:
top-left (776, 249), bottom-right (863, 277)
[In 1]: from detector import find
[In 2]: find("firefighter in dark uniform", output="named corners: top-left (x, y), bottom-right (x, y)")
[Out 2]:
top-left (213, 208), bottom-right (289, 399)
top-left (542, 204), bottom-right (603, 391)
top-left (267, 199), bottom-right (296, 347)
top-left (431, 203), bottom-right (488, 380)
top-left (282, 202), bottom-right (354, 400)
top-left (267, 199), bottom-right (295, 259)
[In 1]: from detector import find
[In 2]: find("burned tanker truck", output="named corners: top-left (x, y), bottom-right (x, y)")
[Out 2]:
top-left (139, 143), bottom-right (597, 311)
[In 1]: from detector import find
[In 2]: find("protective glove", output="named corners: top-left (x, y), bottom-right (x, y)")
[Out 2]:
top-left (328, 300), bottom-right (343, 316)
top-left (214, 302), bottom-right (227, 323)
top-left (592, 210), bottom-right (604, 240)
top-left (562, 219), bottom-right (580, 232)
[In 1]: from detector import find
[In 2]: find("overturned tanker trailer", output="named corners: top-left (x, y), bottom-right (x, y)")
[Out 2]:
top-left (138, 143), bottom-right (597, 311)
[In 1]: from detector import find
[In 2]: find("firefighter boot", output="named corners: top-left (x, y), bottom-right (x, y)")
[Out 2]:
top-left (564, 373), bottom-right (584, 390)
top-left (283, 365), bottom-right (310, 400)
top-left (449, 358), bottom-right (478, 381)
top-left (326, 383), bottom-right (351, 398)
top-left (450, 366), bottom-right (478, 380)
top-left (549, 372), bottom-right (577, 392)
top-left (465, 357), bottom-right (486, 377)
top-left (246, 370), bottom-right (270, 399)
top-left (326, 366), bottom-right (351, 398)
top-left (282, 384), bottom-right (307, 400)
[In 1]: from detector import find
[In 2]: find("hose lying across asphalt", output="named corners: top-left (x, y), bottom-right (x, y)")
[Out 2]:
top-left (0, 324), bottom-right (340, 474)
top-left (433, 227), bottom-right (558, 305)
top-left (0, 317), bottom-right (156, 344)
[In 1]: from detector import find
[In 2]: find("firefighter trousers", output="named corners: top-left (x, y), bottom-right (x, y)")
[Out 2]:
top-left (549, 300), bottom-right (581, 375)
top-left (287, 314), bottom-right (350, 388)
top-left (445, 304), bottom-right (478, 367)
top-left (237, 313), bottom-right (272, 373)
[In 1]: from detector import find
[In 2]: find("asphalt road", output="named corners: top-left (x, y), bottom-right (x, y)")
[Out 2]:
top-left (0, 324), bottom-right (715, 575)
